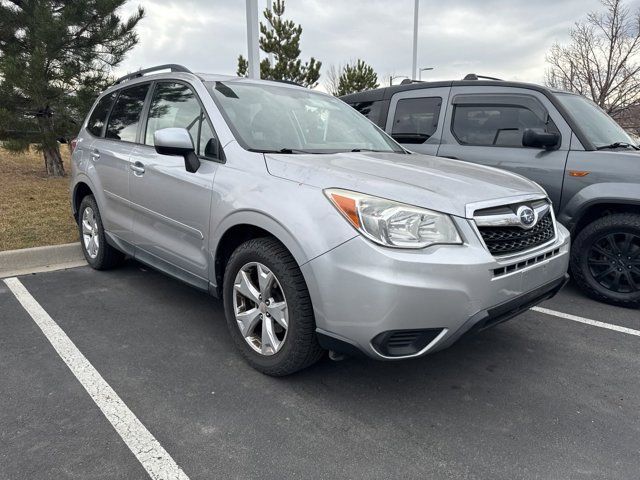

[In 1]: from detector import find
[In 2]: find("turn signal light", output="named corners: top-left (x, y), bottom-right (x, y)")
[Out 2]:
top-left (568, 170), bottom-right (590, 177)
top-left (328, 192), bottom-right (360, 228)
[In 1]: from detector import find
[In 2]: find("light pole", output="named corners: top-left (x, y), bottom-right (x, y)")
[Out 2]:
top-left (389, 75), bottom-right (409, 86)
top-left (267, 0), bottom-right (273, 67)
top-left (412, 0), bottom-right (419, 80)
top-left (245, 0), bottom-right (260, 79)
top-left (419, 67), bottom-right (434, 81)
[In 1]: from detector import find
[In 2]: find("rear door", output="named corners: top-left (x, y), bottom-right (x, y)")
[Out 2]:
top-left (385, 87), bottom-right (451, 156)
top-left (129, 81), bottom-right (221, 286)
top-left (90, 83), bottom-right (150, 243)
top-left (437, 87), bottom-right (571, 206)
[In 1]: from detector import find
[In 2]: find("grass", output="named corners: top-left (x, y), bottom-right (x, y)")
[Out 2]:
top-left (0, 146), bottom-right (78, 251)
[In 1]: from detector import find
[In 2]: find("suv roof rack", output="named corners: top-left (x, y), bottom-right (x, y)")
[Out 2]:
top-left (399, 79), bottom-right (424, 85)
top-left (463, 73), bottom-right (503, 81)
top-left (114, 64), bottom-right (192, 84)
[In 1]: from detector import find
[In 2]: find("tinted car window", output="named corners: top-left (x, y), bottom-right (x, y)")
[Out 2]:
top-left (453, 103), bottom-right (557, 147)
top-left (350, 101), bottom-right (383, 125)
top-left (145, 82), bottom-right (217, 158)
top-left (106, 84), bottom-right (150, 142)
top-left (392, 97), bottom-right (442, 144)
top-left (86, 93), bottom-right (116, 137)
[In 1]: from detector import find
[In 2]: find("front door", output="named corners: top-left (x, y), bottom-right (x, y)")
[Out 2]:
top-left (437, 87), bottom-right (571, 207)
top-left (129, 81), bottom-right (221, 285)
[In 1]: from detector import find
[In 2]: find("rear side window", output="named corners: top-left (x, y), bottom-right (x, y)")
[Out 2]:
top-left (392, 97), bottom-right (442, 143)
top-left (86, 93), bottom-right (116, 137)
top-left (144, 82), bottom-right (218, 158)
top-left (350, 101), bottom-right (383, 126)
top-left (452, 103), bottom-right (558, 147)
top-left (106, 84), bottom-right (150, 142)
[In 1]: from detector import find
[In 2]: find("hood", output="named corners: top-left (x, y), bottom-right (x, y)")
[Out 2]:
top-left (264, 151), bottom-right (546, 218)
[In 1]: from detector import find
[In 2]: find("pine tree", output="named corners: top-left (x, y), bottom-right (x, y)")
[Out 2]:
top-left (335, 59), bottom-right (379, 96)
top-left (237, 0), bottom-right (321, 88)
top-left (0, 1), bottom-right (144, 176)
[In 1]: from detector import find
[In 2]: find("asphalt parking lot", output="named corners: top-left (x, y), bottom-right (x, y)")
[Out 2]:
top-left (1, 261), bottom-right (639, 480)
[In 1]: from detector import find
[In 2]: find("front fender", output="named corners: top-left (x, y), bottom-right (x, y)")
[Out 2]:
top-left (558, 182), bottom-right (640, 231)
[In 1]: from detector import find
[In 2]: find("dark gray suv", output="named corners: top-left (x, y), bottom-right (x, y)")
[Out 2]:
top-left (342, 76), bottom-right (640, 307)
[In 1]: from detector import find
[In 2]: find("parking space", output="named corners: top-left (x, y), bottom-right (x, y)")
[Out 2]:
top-left (2, 262), bottom-right (639, 479)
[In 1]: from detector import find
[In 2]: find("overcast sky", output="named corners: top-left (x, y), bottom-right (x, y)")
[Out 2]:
top-left (115, 0), bottom-right (640, 89)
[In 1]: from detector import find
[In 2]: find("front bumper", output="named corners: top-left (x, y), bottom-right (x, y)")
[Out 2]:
top-left (301, 219), bottom-right (570, 359)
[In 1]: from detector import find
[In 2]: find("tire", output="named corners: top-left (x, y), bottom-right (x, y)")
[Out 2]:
top-left (78, 195), bottom-right (124, 270)
top-left (223, 237), bottom-right (324, 376)
top-left (571, 213), bottom-right (640, 308)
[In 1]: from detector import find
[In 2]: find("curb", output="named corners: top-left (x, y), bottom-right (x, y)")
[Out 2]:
top-left (0, 242), bottom-right (86, 278)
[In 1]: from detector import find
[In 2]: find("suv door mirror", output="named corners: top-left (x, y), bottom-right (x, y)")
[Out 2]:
top-left (154, 127), bottom-right (200, 173)
top-left (522, 128), bottom-right (560, 150)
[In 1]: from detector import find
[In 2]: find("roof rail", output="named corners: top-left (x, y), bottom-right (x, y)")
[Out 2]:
top-left (399, 78), bottom-right (424, 85)
top-left (114, 64), bottom-right (192, 84)
top-left (463, 73), bottom-right (503, 81)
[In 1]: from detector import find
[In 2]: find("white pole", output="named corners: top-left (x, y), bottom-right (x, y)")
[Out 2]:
top-left (246, 0), bottom-right (260, 79)
top-left (267, 0), bottom-right (274, 67)
top-left (412, 0), bottom-right (419, 81)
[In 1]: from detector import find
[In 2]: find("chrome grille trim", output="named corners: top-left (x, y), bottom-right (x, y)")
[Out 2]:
top-left (467, 196), bottom-right (558, 258)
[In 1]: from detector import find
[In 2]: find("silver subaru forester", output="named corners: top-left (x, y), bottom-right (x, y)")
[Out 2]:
top-left (70, 65), bottom-right (570, 375)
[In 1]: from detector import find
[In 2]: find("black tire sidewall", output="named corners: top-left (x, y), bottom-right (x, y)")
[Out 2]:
top-left (571, 214), bottom-right (640, 307)
top-left (78, 195), bottom-right (111, 269)
top-left (222, 238), bottom-right (321, 374)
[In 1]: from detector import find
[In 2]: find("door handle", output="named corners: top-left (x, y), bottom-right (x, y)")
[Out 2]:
top-left (130, 162), bottom-right (145, 175)
top-left (90, 149), bottom-right (100, 161)
top-left (441, 155), bottom-right (459, 160)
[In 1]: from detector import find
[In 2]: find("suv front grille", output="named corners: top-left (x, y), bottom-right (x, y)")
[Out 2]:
top-left (475, 203), bottom-right (556, 256)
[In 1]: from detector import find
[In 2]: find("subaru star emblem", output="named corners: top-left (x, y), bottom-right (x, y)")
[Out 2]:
top-left (517, 206), bottom-right (536, 228)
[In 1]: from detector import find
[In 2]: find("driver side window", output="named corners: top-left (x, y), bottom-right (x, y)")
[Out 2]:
top-left (452, 96), bottom-right (559, 148)
top-left (145, 82), bottom-right (219, 159)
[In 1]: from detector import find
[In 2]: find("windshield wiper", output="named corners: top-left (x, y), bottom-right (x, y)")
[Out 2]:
top-left (248, 148), bottom-right (314, 154)
top-left (595, 142), bottom-right (640, 150)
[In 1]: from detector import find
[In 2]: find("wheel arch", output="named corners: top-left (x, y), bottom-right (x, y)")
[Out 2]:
top-left (558, 183), bottom-right (640, 234)
top-left (72, 180), bottom-right (95, 222)
top-left (210, 213), bottom-right (311, 297)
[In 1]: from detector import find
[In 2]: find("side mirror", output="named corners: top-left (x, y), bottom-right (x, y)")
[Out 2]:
top-left (154, 127), bottom-right (200, 173)
top-left (522, 128), bottom-right (560, 150)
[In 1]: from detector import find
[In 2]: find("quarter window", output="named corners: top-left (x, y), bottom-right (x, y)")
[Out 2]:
top-left (392, 97), bottom-right (442, 144)
top-left (452, 103), bottom-right (558, 147)
top-left (350, 101), bottom-right (383, 126)
top-left (86, 92), bottom-right (116, 137)
top-left (145, 82), bottom-right (218, 158)
top-left (106, 84), bottom-right (150, 142)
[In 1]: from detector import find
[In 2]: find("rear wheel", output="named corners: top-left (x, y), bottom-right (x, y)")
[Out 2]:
top-left (223, 237), bottom-right (324, 376)
top-left (78, 195), bottom-right (124, 270)
top-left (571, 213), bottom-right (640, 308)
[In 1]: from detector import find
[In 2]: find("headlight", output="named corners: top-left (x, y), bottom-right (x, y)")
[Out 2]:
top-left (325, 188), bottom-right (462, 249)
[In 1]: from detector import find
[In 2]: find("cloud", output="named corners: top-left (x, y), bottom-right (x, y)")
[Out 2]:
top-left (115, 0), bottom-right (640, 86)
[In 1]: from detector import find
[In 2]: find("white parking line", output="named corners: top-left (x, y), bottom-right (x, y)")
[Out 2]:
top-left (3, 277), bottom-right (190, 480)
top-left (531, 306), bottom-right (640, 337)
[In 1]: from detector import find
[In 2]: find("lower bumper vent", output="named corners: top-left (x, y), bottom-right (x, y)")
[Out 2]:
top-left (371, 328), bottom-right (444, 357)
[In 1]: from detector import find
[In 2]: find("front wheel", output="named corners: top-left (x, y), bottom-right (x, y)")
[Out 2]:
top-left (571, 213), bottom-right (640, 308)
top-left (223, 238), bottom-right (324, 376)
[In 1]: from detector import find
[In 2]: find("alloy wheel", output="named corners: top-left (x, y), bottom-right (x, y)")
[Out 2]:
top-left (232, 262), bottom-right (289, 356)
top-left (81, 206), bottom-right (100, 259)
top-left (587, 232), bottom-right (640, 293)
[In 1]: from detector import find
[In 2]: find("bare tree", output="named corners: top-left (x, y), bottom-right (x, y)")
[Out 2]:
top-left (545, 0), bottom-right (640, 115)
top-left (324, 64), bottom-right (341, 96)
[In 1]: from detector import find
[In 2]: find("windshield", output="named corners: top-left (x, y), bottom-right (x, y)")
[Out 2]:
top-left (554, 93), bottom-right (635, 148)
top-left (206, 81), bottom-right (403, 153)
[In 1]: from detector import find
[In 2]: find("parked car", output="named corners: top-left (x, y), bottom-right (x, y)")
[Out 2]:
top-left (70, 65), bottom-right (569, 375)
top-left (342, 75), bottom-right (640, 307)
